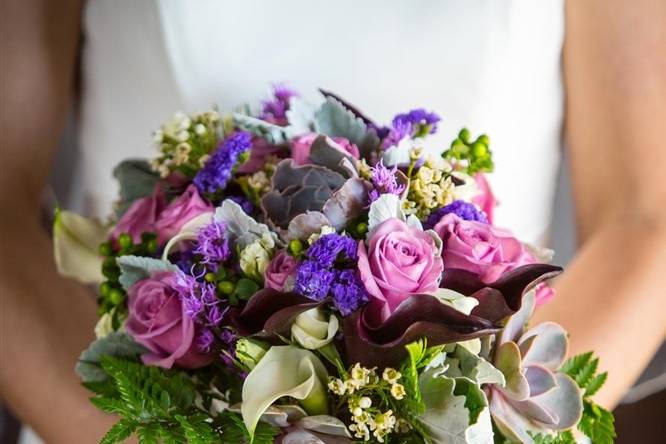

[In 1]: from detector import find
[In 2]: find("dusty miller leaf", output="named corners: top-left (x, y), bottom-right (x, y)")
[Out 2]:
top-left (233, 113), bottom-right (288, 145)
top-left (116, 255), bottom-right (178, 291)
top-left (76, 332), bottom-right (147, 383)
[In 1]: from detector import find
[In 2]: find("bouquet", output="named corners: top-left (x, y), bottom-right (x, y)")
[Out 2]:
top-left (54, 86), bottom-right (616, 444)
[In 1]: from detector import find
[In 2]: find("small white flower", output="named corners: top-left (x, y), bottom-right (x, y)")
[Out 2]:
top-left (176, 130), bottom-right (190, 142)
top-left (359, 396), bottom-right (372, 409)
top-left (382, 368), bottom-right (402, 384)
top-left (390, 383), bottom-right (406, 400)
top-left (194, 123), bottom-right (207, 135)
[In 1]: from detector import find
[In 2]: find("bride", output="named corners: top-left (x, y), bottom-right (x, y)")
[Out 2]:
top-left (1, 1), bottom-right (665, 442)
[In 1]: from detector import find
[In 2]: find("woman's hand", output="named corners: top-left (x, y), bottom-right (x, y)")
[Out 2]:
top-left (533, 0), bottom-right (666, 408)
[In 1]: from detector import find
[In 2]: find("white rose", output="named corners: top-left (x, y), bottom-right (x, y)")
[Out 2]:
top-left (291, 308), bottom-right (339, 350)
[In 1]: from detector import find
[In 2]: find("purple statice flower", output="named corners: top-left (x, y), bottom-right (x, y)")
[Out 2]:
top-left (194, 131), bottom-right (252, 194)
top-left (368, 160), bottom-right (406, 202)
top-left (424, 200), bottom-right (488, 229)
top-left (294, 260), bottom-right (336, 301)
top-left (382, 108), bottom-right (441, 148)
top-left (194, 219), bottom-right (230, 271)
top-left (330, 269), bottom-right (369, 316)
top-left (306, 233), bottom-right (358, 267)
top-left (228, 195), bottom-right (254, 215)
top-left (259, 84), bottom-right (299, 125)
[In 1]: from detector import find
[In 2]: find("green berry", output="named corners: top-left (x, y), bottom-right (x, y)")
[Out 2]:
top-left (471, 142), bottom-right (488, 158)
top-left (458, 128), bottom-right (470, 144)
top-left (99, 281), bottom-right (111, 297)
top-left (476, 134), bottom-right (490, 146)
top-left (108, 288), bottom-right (125, 305)
top-left (218, 280), bottom-right (235, 295)
top-left (146, 238), bottom-right (158, 254)
top-left (99, 242), bottom-right (113, 257)
top-left (289, 239), bottom-right (304, 255)
top-left (356, 222), bottom-right (368, 235)
top-left (118, 233), bottom-right (133, 250)
top-left (204, 272), bottom-right (216, 283)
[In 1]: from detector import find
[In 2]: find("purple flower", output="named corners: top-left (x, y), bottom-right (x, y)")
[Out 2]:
top-left (424, 200), bottom-right (488, 229)
top-left (194, 219), bottom-right (230, 270)
top-left (174, 272), bottom-right (226, 327)
top-left (382, 108), bottom-right (441, 148)
top-left (306, 233), bottom-right (358, 267)
top-left (194, 131), bottom-right (252, 195)
top-left (294, 260), bottom-right (335, 301)
top-left (196, 329), bottom-right (215, 353)
top-left (260, 84), bottom-right (299, 125)
top-left (368, 161), bottom-right (406, 202)
top-left (331, 270), bottom-right (369, 316)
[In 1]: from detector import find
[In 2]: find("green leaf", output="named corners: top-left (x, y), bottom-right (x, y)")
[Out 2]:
top-left (116, 255), bottom-right (178, 291)
top-left (113, 159), bottom-right (159, 218)
top-left (137, 423), bottom-right (161, 444)
top-left (100, 419), bottom-right (137, 444)
top-left (529, 430), bottom-right (576, 444)
top-left (76, 332), bottom-right (146, 382)
top-left (176, 414), bottom-right (220, 444)
top-left (584, 372), bottom-right (608, 397)
top-left (578, 400), bottom-right (616, 444)
top-left (234, 278), bottom-right (261, 301)
top-left (90, 397), bottom-right (128, 415)
top-left (560, 352), bottom-right (592, 380)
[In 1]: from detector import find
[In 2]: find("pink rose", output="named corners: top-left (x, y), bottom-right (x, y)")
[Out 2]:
top-left (472, 173), bottom-right (497, 224)
top-left (154, 185), bottom-right (213, 243)
top-left (291, 133), bottom-right (360, 165)
top-left (433, 213), bottom-right (554, 305)
top-left (264, 250), bottom-right (298, 291)
top-left (358, 218), bottom-right (444, 321)
top-left (125, 272), bottom-right (213, 369)
top-left (111, 186), bottom-right (165, 244)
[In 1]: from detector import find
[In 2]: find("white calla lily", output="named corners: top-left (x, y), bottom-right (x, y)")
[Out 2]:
top-left (53, 209), bottom-right (108, 284)
top-left (241, 346), bottom-right (329, 438)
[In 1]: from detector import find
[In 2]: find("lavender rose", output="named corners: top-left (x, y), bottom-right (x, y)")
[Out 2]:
top-left (154, 184), bottom-right (213, 243)
top-left (433, 213), bottom-right (554, 305)
top-left (291, 133), bottom-right (360, 165)
top-left (264, 249), bottom-right (299, 291)
top-left (125, 272), bottom-right (213, 369)
top-left (357, 218), bottom-right (444, 321)
top-left (111, 186), bottom-right (165, 244)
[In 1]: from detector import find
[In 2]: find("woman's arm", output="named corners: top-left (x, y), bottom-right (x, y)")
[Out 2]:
top-left (532, 0), bottom-right (666, 408)
top-left (0, 1), bottom-right (119, 442)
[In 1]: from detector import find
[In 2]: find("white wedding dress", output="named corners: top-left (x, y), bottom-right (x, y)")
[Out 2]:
top-left (71, 0), bottom-right (565, 246)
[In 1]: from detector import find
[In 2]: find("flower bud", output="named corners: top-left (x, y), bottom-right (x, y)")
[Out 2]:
top-left (291, 308), bottom-right (339, 350)
top-left (235, 338), bottom-right (268, 370)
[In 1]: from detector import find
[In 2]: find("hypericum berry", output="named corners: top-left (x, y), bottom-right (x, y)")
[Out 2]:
top-left (108, 288), bottom-right (125, 305)
top-left (204, 272), bottom-right (216, 283)
top-left (117, 233), bottom-right (133, 250)
top-left (218, 280), bottom-right (235, 295)
top-left (99, 242), bottom-right (113, 256)
top-left (289, 239), bottom-right (304, 255)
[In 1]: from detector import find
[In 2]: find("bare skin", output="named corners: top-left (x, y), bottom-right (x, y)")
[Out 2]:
top-left (0, 0), bottom-right (664, 442)
top-left (532, 0), bottom-right (666, 408)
